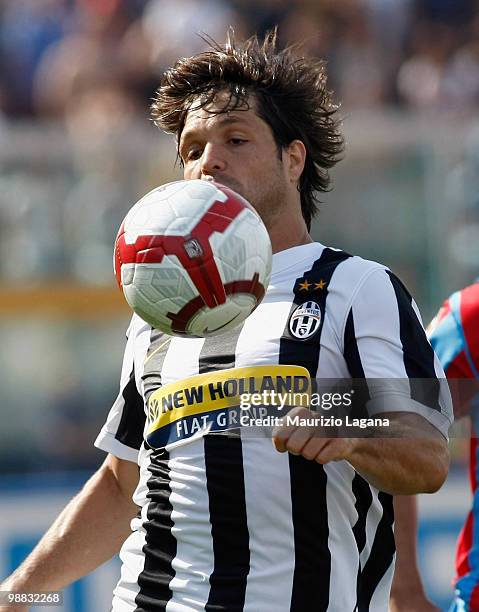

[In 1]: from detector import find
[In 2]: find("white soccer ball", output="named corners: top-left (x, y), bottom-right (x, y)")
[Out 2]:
top-left (114, 180), bottom-right (272, 336)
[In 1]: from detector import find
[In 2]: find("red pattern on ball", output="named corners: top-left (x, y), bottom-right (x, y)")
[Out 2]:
top-left (114, 187), bottom-right (264, 333)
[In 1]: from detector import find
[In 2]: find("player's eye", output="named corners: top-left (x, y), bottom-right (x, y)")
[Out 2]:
top-left (229, 138), bottom-right (247, 145)
top-left (185, 148), bottom-right (202, 162)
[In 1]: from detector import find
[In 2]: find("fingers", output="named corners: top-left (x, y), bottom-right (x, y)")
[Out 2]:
top-left (303, 438), bottom-right (351, 463)
top-left (272, 407), bottom-right (316, 453)
top-left (272, 412), bottom-right (299, 453)
top-left (276, 424), bottom-right (314, 456)
top-left (272, 406), bottom-right (329, 459)
top-left (272, 407), bottom-right (352, 464)
top-left (301, 437), bottom-right (330, 461)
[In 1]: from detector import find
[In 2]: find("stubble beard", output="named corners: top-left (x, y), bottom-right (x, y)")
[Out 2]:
top-left (211, 160), bottom-right (288, 231)
top-left (245, 166), bottom-right (288, 231)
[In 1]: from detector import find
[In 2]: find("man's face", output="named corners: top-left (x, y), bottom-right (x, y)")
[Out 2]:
top-left (179, 95), bottom-right (290, 228)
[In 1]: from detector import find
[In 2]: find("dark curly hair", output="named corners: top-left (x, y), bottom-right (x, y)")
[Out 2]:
top-left (151, 29), bottom-right (344, 230)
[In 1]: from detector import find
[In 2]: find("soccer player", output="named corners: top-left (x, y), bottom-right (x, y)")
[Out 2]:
top-left (428, 282), bottom-right (479, 611)
top-left (390, 282), bottom-right (479, 611)
top-left (0, 30), bottom-right (452, 611)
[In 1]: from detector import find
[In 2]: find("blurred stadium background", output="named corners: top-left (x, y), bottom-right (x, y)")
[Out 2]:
top-left (0, 0), bottom-right (477, 609)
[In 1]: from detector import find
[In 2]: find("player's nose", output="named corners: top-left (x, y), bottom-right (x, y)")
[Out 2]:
top-left (200, 143), bottom-right (227, 178)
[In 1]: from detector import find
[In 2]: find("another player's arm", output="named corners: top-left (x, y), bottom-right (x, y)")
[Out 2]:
top-left (273, 409), bottom-right (449, 495)
top-left (0, 454), bottom-right (138, 602)
top-left (389, 495), bottom-right (439, 611)
top-left (389, 299), bottom-right (478, 609)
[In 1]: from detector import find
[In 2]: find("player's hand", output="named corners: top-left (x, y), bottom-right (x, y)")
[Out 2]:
top-left (272, 407), bottom-right (356, 462)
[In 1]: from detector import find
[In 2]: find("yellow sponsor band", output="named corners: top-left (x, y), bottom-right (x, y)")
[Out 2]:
top-left (147, 364), bottom-right (311, 435)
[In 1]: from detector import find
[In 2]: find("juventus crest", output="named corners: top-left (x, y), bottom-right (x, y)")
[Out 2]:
top-left (289, 301), bottom-right (322, 339)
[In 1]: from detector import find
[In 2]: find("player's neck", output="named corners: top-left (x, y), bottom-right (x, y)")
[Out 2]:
top-left (268, 215), bottom-right (312, 254)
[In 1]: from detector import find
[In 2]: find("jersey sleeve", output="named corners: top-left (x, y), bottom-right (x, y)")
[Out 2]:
top-left (342, 267), bottom-right (453, 438)
top-left (428, 284), bottom-right (479, 419)
top-left (94, 317), bottom-right (147, 463)
top-left (428, 285), bottom-right (479, 379)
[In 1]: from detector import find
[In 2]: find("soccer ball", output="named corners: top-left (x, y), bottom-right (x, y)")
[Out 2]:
top-left (114, 180), bottom-right (272, 337)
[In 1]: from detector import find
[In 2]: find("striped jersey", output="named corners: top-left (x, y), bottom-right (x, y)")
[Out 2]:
top-left (428, 281), bottom-right (479, 610)
top-left (96, 242), bottom-right (452, 612)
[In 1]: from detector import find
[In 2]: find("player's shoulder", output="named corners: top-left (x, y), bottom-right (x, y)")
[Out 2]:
top-left (274, 242), bottom-right (390, 288)
top-left (309, 242), bottom-right (386, 271)
top-left (428, 280), bottom-right (479, 338)
top-left (343, 251), bottom-right (389, 277)
top-left (315, 242), bottom-right (394, 291)
top-left (446, 280), bottom-right (479, 324)
top-left (451, 281), bottom-right (479, 307)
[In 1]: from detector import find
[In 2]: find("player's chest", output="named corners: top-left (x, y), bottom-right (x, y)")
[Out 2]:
top-left (139, 291), bottom-right (343, 393)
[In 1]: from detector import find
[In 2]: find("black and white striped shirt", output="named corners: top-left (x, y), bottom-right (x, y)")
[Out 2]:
top-left (95, 242), bottom-right (452, 612)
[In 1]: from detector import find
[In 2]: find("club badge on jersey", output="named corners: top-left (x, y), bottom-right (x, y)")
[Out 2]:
top-left (289, 301), bottom-right (322, 339)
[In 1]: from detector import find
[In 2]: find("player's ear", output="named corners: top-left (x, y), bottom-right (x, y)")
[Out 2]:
top-left (284, 140), bottom-right (306, 184)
